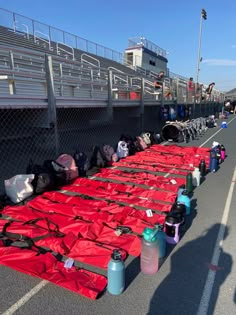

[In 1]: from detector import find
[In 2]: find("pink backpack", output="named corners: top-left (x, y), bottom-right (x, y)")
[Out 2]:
top-left (140, 132), bottom-right (151, 146)
top-left (102, 144), bottom-right (115, 162)
top-left (56, 154), bottom-right (78, 182)
top-left (136, 136), bottom-right (148, 150)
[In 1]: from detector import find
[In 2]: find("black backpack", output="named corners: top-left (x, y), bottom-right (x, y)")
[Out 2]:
top-left (90, 146), bottom-right (105, 168)
top-left (43, 160), bottom-right (67, 187)
top-left (73, 151), bottom-right (90, 177)
top-left (26, 160), bottom-right (55, 194)
top-left (148, 131), bottom-right (163, 144)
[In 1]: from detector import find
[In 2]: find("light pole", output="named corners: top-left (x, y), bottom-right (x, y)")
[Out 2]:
top-left (196, 9), bottom-right (207, 85)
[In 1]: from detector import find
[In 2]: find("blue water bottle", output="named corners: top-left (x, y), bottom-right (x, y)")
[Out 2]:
top-left (209, 149), bottom-right (218, 173)
top-left (156, 224), bottom-right (166, 259)
top-left (177, 190), bottom-right (191, 215)
top-left (107, 249), bottom-right (125, 295)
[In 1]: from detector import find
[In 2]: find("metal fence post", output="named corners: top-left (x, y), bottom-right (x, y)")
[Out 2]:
top-left (176, 78), bottom-right (179, 104)
top-left (192, 83), bottom-right (196, 118)
top-left (9, 50), bottom-right (16, 94)
top-left (107, 69), bottom-right (113, 120)
top-left (140, 77), bottom-right (145, 132)
top-left (45, 54), bottom-right (59, 155)
top-left (59, 63), bottom-right (63, 96)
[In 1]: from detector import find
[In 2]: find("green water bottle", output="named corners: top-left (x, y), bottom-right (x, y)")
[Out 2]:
top-left (186, 172), bottom-right (193, 193)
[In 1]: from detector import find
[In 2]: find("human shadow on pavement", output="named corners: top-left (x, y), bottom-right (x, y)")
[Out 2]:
top-left (207, 240), bottom-right (234, 314)
top-left (159, 197), bottom-right (198, 268)
top-left (147, 223), bottom-right (232, 315)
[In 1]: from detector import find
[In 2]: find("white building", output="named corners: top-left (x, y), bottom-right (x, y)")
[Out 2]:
top-left (124, 37), bottom-right (168, 76)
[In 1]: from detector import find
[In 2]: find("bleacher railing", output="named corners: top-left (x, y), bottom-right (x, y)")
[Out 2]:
top-left (0, 7), bottom-right (123, 63)
top-left (0, 45), bottom-right (225, 104)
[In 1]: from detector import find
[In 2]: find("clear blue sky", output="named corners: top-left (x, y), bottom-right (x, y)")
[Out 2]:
top-left (1, 0), bottom-right (236, 92)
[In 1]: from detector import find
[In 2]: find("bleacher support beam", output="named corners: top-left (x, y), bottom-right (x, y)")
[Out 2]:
top-left (45, 54), bottom-right (59, 155)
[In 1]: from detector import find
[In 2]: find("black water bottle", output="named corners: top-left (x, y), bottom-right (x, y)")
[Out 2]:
top-left (186, 172), bottom-right (193, 193)
top-left (172, 202), bottom-right (186, 235)
top-left (174, 202), bottom-right (186, 216)
top-left (199, 159), bottom-right (206, 177)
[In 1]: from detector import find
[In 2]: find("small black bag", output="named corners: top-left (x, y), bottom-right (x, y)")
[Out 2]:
top-left (73, 151), bottom-right (90, 177)
top-left (90, 146), bottom-right (105, 168)
top-left (43, 160), bottom-right (67, 187)
top-left (148, 131), bottom-right (163, 144)
top-left (34, 173), bottom-right (55, 194)
top-left (26, 159), bottom-right (55, 194)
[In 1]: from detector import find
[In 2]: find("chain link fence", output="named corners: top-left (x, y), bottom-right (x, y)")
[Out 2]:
top-left (0, 101), bottom-right (222, 193)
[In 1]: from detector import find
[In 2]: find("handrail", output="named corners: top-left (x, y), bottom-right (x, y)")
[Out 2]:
top-left (149, 70), bottom-right (159, 79)
top-left (108, 67), bottom-right (128, 85)
top-left (113, 74), bottom-right (128, 85)
top-left (13, 20), bottom-right (29, 39)
top-left (108, 66), bottom-right (124, 74)
top-left (145, 89), bottom-right (160, 95)
top-left (145, 79), bottom-right (155, 87)
top-left (130, 77), bottom-right (141, 88)
top-left (81, 53), bottom-right (100, 69)
top-left (22, 24), bottom-right (29, 39)
top-left (122, 57), bottom-right (135, 69)
top-left (56, 42), bottom-right (74, 60)
top-left (135, 66), bottom-right (147, 75)
top-left (34, 31), bottom-right (51, 50)
top-left (144, 79), bottom-right (156, 94)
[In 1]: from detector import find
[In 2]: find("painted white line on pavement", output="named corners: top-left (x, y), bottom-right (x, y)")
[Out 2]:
top-left (200, 115), bottom-right (236, 147)
top-left (197, 166), bottom-right (236, 315)
top-left (2, 280), bottom-right (48, 315)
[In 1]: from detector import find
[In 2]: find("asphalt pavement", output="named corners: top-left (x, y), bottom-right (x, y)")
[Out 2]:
top-left (1, 114), bottom-right (236, 315)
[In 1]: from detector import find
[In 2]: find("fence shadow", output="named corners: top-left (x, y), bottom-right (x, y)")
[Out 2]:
top-left (159, 197), bottom-right (198, 269)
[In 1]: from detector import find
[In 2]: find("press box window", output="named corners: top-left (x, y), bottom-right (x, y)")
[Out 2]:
top-left (149, 57), bottom-right (156, 66)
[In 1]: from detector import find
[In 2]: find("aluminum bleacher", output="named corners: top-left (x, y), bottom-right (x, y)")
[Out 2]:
top-left (0, 25), bottom-right (139, 78)
top-left (0, 8), bottom-right (224, 195)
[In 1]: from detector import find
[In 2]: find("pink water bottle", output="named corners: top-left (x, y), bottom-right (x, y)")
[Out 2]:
top-left (140, 227), bottom-right (159, 275)
top-left (220, 144), bottom-right (226, 161)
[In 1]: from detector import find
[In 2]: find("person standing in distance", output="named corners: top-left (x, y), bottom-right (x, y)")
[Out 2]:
top-left (154, 71), bottom-right (165, 90)
top-left (206, 82), bottom-right (215, 100)
top-left (187, 77), bottom-right (195, 103)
